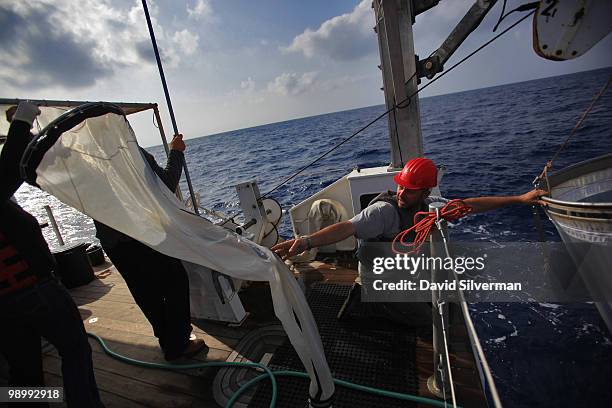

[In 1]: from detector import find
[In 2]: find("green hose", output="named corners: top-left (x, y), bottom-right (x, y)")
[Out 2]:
top-left (227, 370), bottom-right (456, 408)
top-left (87, 333), bottom-right (277, 408)
top-left (88, 332), bottom-right (458, 408)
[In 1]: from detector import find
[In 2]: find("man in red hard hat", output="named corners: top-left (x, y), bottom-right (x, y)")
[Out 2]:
top-left (272, 157), bottom-right (546, 320)
top-left (274, 157), bottom-right (545, 256)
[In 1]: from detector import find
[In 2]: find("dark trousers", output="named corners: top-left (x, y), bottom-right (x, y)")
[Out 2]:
top-left (0, 278), bottom-right (103, 408)
top-left (101, 240), bottom-right (192, 357)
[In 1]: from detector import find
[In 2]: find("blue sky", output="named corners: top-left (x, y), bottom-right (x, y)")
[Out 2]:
top-left (1, 0), bottom-right (611, 146)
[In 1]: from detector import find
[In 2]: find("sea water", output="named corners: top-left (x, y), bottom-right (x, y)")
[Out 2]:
top-left (15, 67), bottom-right (612, 406)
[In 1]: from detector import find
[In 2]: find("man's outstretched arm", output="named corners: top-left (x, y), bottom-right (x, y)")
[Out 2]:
top-left (463, 189), bottom-right (547, 213)
top-left (272, 221), bottom-right (355, 259)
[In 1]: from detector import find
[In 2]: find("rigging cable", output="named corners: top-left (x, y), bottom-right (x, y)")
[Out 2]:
top-left (437, 299), bottom-right (457, 408)
top-left (435, 222), bottom-right (504, 408)
top-left (262, 9), bottom-right (536, 199)
top-left (492, 0), bottom-right (508, 32)
top-left (493, 2), bottom-right (539, 32)
top-left (533, 75), bottom-right (612, 189)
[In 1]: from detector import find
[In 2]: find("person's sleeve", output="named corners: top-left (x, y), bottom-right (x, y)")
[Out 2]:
top-left (425, 195), bottom-right (450, 205)
top-left (141, 148), bottom-right (184, 191)
top-left (0, 121), bottom-right (32, 201)
top-left (349, 202), bottom-right (397, 240)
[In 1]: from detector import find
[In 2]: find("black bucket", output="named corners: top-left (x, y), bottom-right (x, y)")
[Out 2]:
top-left (53, 242), bottom-right (94, 289)
top-left (86, 244), bottom-right (106, 266)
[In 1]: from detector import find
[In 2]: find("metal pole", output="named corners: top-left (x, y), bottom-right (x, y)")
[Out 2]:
top-left (154, 105), bottom-right (184, 202)
top-left (153, 104), bottom-right (171, 157)
top-left (435, 207), bottom-right (504, 407)
top-left (427, 202), bottom-right (450, 398)
top-left (141, 0), bottom-right (199, 215)
top-left (44, 205), bottom-right (65, 246)
top-left (375, 0), bottom-right (423, 170)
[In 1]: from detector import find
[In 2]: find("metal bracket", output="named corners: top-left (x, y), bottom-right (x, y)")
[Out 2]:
top-left (235, 180), bottom-right (269, 244)
top-left (416, 0), bottom-right (499, 79)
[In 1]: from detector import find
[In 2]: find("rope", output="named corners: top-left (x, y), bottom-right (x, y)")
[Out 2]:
top-left (262, 9), bottom-right (535, 198)
top-left (534, 75), bottom-right (612, 187)
top-left (152, 110), bottom-right (159, 129)
top-left (392, 199), bottom-right (472, 254)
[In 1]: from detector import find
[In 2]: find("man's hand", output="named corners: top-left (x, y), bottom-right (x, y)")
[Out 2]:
top-left (272, 238), bottom-right (308, 260)
top-left (170, 133), bottom-right (186, 152)
top-left (519, 189), bottom-right (548, 206)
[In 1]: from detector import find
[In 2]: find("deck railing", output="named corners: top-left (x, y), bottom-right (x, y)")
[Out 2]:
top-left (429, 202), bottom-right (503, 408)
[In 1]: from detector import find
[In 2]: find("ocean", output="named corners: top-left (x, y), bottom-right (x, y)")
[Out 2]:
top-left (15, 67), bottom-right (612, 406)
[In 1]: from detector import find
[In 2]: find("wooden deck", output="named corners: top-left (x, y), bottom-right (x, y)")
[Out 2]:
top-left (1, 258), bottom-right (487, 407)
top-left (44, 261), bottom-right (244, 407)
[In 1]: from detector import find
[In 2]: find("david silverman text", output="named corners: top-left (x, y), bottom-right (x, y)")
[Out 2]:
top-left (372, 279), bottom-right (522, 291)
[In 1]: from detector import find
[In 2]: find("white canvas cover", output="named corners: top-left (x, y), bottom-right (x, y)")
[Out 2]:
top-left (31, 110), bottom-right (334, 402)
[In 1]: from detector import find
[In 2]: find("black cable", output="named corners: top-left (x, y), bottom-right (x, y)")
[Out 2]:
top-left (415, 9), bottom-right (535, 96)
top-left (261, 197), bottom-right (282, 239)
top-left (493, 1), bottom-right (539, 32)
top-left (262, 9), bottom-right (535, 198)
top-left (393, 70), bottom-right (418, 165)
top-left (391, 101), bottom-right (402, 164)
top-left (262, 70), bottom-right (418, 199)
top-left (493, 0), bottom-right (508, 32)
top-left (261, 105), bottom-right (398, 198)
top-left (549, 75), bottom-right (611, 165)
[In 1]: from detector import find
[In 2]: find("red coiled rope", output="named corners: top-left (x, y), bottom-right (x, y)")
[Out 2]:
top-left (392, 199), bottom-right (473, 255)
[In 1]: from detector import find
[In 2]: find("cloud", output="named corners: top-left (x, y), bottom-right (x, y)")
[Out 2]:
top-left (0, 3), bottom-right (112, 89)
top-left (225, 77), bottom-right (264, 105)
top-left (284, 0), bottom-right (376, 61)
top-left (240, 77), bottom-right (256, 93)
top-left (319, 74), bottom-right (373, 92)
top-left (173, 29), bottom-right (199, 55)
top-left (0, 0), bottom-right (194, 90)
top-left (187, 0), bottom-right (212, 21)
top-left (267, 72), bottom-right (319, 96)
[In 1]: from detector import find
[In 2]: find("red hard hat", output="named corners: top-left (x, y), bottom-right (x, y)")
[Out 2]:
top-left (393, 157), bottom-right (437, 189)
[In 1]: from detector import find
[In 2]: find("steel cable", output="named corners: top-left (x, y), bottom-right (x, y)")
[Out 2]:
top-left (262, 10), bottom-right (536, 198)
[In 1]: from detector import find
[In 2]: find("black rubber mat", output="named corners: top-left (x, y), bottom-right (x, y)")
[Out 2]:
top-left (248, 283), bottom-right (419, 408)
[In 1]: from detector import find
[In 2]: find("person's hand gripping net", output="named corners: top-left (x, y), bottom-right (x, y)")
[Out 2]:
top-left (272, 237), bottom-right (308, 260)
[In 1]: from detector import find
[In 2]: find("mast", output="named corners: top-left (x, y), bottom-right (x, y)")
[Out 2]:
top-left (373, 0), bottom-right (423, 170)
top-left (141, 0), bottom-right (199, 215)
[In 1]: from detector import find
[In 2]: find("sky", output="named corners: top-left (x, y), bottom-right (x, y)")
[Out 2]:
top-left (1, 0), bottom-right (611, 147)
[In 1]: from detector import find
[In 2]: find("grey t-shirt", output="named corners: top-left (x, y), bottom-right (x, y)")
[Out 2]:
top-left (349, 196), bottom-right (449, 240)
